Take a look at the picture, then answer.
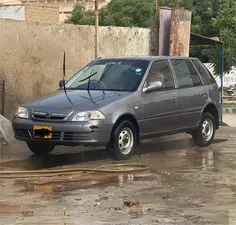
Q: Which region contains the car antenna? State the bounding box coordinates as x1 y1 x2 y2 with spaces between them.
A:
63 52 74 106
86 69 97 105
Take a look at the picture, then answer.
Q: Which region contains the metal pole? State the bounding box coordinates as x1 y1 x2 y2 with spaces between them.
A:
156 0 159 55
95 0 99 59
176 0 179 8
1 80 5 116
220 45 224 122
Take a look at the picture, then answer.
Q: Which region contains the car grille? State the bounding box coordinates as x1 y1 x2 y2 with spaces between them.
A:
51 131 61 140
14 129 31 138
64 132 88 141
32 111 70 121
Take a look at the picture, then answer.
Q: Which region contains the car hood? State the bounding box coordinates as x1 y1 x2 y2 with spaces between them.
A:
23 90 131 113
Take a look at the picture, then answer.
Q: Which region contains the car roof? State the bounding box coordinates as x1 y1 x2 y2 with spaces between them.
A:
96 56 199 62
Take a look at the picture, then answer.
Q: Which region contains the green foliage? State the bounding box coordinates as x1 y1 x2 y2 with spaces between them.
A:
99 0 156 27
212 0 236 73
99 0 177 27
66 0 236 74
65 3 95 25
180 0 236 73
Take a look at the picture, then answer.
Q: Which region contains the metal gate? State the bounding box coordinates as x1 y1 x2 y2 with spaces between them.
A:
0 80 5 115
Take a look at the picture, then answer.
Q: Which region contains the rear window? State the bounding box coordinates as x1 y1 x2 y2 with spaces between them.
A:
171 59 202 88
192 59 216 85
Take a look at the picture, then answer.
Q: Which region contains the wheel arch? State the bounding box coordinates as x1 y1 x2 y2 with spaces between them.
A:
110 113 139 145
201 103 219 129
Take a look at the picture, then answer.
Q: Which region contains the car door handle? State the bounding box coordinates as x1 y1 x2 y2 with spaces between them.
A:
172 97 178 102
202 94 206 98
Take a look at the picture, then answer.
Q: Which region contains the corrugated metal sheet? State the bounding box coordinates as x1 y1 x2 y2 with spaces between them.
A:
169 8 192 56
158 7 172 56
0 5 25 20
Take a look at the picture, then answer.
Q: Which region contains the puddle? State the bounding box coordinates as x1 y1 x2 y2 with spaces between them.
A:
0 136 197 171
14 173 158 194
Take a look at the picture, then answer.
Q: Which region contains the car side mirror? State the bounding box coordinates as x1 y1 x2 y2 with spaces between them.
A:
59 80 66 88
143 81 163 93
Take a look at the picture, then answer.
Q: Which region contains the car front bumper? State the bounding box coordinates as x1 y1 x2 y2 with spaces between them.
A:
12 118 113 146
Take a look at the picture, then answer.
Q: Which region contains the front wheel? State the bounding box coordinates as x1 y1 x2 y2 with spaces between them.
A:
192 113 216 147
109 121 137 160
26 141 55 154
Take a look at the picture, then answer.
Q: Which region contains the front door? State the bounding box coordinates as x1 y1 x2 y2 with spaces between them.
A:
139 60 182 137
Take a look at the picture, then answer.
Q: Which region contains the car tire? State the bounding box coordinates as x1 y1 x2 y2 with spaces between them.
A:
26 141 55 154
109 120 137 160
192 112 216 147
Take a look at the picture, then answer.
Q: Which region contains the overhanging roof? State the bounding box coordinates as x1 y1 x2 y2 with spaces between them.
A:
190 33 223 46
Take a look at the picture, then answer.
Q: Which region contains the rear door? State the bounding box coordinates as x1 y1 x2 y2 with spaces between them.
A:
139 60 182 136
170 59 207 128
192 58 220 104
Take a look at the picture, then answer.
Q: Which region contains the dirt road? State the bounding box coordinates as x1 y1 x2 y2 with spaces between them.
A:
0 127 236 225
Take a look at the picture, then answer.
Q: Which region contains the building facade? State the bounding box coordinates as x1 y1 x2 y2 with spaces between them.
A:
0 0 111 22
0 3 59 23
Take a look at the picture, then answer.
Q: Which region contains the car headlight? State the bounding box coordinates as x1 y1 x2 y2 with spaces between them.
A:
72 111 105 121
16 107 29 119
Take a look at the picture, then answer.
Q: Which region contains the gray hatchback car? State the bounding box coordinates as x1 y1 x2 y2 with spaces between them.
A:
13 56 220 160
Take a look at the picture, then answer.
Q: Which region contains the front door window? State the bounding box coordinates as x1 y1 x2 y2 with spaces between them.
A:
146 60 175 90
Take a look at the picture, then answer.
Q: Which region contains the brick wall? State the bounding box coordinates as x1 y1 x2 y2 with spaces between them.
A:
25 4 59 23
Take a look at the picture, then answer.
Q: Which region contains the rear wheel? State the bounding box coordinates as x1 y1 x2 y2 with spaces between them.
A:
109 120 137 160
26 141 55 154
192 112 216 147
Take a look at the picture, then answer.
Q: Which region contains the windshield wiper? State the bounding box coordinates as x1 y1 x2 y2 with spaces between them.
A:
78 62 116 91
78 71 98 103
78 72 97 82
79 71 97 92
93 63 117 90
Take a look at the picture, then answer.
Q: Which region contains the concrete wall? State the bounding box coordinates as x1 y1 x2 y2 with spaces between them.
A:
0 20 153 119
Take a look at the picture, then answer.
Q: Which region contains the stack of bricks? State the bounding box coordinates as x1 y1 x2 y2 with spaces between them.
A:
24 3 59 24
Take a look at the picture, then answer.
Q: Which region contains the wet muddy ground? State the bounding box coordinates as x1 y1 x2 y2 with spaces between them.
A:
0 127 236 225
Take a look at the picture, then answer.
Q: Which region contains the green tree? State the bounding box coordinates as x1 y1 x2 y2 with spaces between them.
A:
99 0 156 27
65 3 95 25
66 0 174 27
99 0 177 27
66 0 236 73
180 0 236 73
212 0 236 73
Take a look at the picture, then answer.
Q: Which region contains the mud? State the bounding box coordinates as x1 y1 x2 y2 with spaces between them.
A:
0 127 236 225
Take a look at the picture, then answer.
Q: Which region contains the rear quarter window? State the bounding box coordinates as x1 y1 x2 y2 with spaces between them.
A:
192 59 216 85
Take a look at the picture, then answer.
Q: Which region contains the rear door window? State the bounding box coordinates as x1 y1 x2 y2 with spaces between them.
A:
171 59 202 88
192 59 216 85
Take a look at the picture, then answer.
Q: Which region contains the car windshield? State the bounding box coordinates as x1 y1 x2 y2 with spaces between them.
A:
65 59 149 92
